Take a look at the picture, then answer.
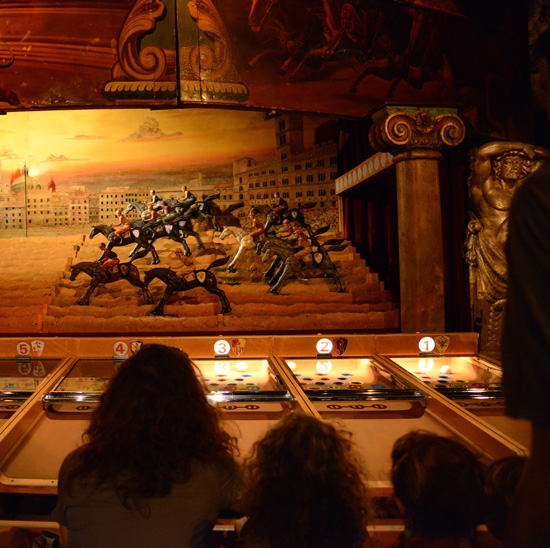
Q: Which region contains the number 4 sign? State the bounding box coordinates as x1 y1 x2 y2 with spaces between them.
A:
113 341 129 359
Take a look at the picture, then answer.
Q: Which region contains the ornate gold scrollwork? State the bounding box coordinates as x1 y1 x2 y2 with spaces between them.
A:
180 0 248 102
181 0 237 82
111 0 170 81
370 109 465 152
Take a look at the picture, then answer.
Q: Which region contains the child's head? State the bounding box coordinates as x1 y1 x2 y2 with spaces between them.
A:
484 456 526 540
242 413 369 548
391 430 485 541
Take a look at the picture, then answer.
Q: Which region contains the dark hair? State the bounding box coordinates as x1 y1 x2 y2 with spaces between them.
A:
391 431 485 541
65 344 238 509
242 413 370 548
484 456 526 540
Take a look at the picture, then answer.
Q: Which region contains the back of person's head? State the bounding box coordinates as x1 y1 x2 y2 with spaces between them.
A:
391 431 485 542
67 344 237 507
242 413 369 548
484 456 527 541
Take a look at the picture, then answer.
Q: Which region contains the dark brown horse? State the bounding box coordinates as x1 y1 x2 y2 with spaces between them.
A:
70 261 153 306
89 224 162 264
144 256 232 316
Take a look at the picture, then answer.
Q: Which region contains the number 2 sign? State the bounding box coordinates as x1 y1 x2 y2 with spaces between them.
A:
316 338 333 355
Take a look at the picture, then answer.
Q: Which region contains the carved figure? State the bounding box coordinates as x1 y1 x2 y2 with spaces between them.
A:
219 225 256 273
70 261 153 306
272 191 289 216
147 189 163 210
144 256 232 316
465 141 549 348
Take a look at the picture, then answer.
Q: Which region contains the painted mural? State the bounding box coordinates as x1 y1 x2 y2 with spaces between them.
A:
0 107 398 334
0 1 530 139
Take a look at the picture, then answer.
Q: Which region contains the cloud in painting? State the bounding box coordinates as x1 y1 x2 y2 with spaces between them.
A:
45 154 68 162
69 134 107 140
123 117 183 141
0 147 22 160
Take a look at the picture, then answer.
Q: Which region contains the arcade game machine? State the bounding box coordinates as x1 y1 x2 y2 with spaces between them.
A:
374 334 530 451
0 335 304 501
0 333 527 544
0 344 67 429
271 332 528 497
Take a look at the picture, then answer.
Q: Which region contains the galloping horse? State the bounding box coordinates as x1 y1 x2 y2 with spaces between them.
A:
219 226 256 273
258 227 347 294
89 225 161 264
70 261 153 306
144 256 232 316
178 193 226 232
123 199 188 219
132 217 204 257
253 202 316 234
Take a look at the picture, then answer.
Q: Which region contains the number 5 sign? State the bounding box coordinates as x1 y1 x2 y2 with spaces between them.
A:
16 342 31 357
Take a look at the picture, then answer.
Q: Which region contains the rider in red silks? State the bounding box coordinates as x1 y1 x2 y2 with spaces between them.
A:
249 208 266 241
97 243 120 281
112 209 132 238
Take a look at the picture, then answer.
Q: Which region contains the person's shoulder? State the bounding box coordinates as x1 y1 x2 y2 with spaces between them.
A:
514 161 550 206
57 449 82 483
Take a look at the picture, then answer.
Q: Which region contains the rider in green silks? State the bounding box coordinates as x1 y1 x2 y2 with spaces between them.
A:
159 201 178 224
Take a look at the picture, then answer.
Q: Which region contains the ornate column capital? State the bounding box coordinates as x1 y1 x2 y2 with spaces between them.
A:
369 106 466 155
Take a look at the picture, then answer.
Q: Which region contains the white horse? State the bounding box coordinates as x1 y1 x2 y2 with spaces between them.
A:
219 225 256 273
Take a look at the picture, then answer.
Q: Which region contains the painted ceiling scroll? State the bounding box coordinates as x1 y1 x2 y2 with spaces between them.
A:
0 0 530 138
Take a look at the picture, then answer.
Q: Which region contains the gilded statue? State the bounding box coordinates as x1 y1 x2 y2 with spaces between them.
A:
465 141 549 349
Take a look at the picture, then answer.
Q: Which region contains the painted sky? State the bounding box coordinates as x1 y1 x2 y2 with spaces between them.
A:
0 108 306 185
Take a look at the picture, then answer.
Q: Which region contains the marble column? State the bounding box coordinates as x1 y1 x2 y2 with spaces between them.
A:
369 106 465 332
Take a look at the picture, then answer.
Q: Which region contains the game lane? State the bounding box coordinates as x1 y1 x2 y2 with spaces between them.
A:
0 358 64 428
271 334 528 494
378 353 530 450
0 336 303 494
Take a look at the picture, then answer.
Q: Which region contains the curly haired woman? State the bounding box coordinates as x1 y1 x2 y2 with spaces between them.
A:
52 344 240 548
238 413 371 548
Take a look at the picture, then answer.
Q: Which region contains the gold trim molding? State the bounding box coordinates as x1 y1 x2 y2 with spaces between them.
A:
369 106 465 154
